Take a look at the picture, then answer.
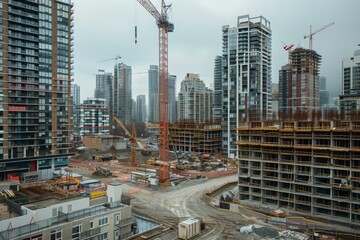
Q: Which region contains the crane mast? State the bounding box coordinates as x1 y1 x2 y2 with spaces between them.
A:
304 22 334 50
137 0 173 183
113 116 137 167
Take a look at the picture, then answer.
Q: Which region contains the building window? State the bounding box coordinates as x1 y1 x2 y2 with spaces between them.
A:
72 224 81 240
51 229 62 240
99 216 108 226
114 214 120 225
99 232 108 240
114 230 119 240
89 221 94 229
52 208 57 217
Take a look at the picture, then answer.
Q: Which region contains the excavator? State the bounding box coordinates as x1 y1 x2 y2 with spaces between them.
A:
92 166 113 177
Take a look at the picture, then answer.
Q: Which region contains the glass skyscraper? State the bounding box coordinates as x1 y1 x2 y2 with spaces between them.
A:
222 15 272 157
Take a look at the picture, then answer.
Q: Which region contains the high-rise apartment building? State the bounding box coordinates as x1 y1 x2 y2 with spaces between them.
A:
148 65 176 123
114 63 132 125
213 55 222 122
136 95 146 122
168 74 177 123
319 76 329 113
0 0 74 180
148 65 159 123
80 98 110 136
278 48 321 120
94 70 113 121
339 48 360 119
71 84 81 144
222 15 272 157
177 73 213 124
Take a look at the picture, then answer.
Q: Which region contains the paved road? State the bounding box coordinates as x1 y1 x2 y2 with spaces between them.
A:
130 175 257 239
70 162 258 239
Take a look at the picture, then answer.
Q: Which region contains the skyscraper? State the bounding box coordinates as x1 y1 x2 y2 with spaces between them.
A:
136 95 146 122
213 56 222 122
168 75 177 123
339 47 360 119
278 48 321 119
0 0 74 179
177 73 213 123
222 15 272 157
148 65 176 123
71 84 81 144
148 65 159 123
319 76 329 112
94 70 113 121
114 63 132 125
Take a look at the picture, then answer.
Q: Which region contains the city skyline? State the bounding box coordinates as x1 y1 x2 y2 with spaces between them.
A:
74 0 360 102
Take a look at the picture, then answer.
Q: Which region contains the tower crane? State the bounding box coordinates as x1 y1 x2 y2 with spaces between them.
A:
304 22 334 50
97 55 121 63
281 42 294 63
113 116 143 167
136 0 174 183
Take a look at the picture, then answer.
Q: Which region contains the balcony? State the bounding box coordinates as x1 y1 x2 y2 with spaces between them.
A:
80 227 101 238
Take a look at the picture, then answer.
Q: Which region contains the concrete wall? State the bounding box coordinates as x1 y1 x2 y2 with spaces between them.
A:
33 198 90 221
83 136 127 151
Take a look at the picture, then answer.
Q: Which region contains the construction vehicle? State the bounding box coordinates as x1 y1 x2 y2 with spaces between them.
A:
137 0 174 183
92 166 113 177
146 157 158 166
141 145 152 157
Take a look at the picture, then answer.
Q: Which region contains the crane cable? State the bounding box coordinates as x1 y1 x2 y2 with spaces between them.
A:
134 0 138 44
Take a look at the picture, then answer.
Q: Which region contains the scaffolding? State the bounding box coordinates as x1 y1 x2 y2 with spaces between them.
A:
237 120 360 226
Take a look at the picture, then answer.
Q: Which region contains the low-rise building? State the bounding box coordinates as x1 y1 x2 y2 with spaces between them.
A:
169 122 221 154
0 183 133 240
83 135 127 151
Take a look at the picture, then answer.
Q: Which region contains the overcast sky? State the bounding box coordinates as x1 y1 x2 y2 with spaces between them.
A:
74 0 360 102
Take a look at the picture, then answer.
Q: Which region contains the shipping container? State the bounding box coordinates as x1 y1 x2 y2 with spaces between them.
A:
178 218 201 240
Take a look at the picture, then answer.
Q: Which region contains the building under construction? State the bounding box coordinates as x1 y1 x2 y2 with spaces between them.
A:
279 48 322 120
237 120 360 225
169 122 221 154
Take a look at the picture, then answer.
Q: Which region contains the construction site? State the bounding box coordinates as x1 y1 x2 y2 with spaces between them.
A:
237 120 360 229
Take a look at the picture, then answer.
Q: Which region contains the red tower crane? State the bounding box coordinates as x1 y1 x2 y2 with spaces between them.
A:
137 0 174 183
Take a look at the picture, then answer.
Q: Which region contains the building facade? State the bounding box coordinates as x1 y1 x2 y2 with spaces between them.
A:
222 15 272 157
136 95 146 122
169 122 222 154
213 55 223 122
80 98 110 136
319 76 329 108
278 48 321 120
114 63 132 125
71 84 81 144
148 65 159 123
94 70 113 121
148 65 176 123
168 74 177 123
340 48 360 119
177 73 213 124
0 0 74 181
0 183 133 240
237 120 360 226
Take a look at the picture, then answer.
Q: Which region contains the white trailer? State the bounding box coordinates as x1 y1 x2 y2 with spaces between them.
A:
178 218 201 239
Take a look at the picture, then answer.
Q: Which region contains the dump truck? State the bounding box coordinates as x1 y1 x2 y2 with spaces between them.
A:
92 166 113 177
